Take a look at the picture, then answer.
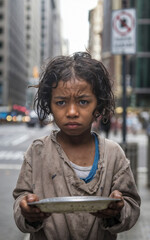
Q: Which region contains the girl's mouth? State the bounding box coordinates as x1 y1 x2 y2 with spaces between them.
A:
65 122 81 129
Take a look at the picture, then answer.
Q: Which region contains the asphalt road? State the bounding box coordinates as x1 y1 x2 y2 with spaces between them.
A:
0 169 25 240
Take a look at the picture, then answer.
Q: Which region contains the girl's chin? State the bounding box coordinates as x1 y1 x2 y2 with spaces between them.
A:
60 128 91 137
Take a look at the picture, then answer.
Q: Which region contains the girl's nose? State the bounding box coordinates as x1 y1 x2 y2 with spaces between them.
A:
66 104 79 118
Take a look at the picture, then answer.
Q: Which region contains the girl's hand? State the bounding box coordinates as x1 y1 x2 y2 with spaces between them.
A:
20 194 51 223
91 190 124 219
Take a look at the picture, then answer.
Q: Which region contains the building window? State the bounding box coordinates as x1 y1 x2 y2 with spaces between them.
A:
138 24 150 52
129 0 136 7
26 24 30 30
0 82 2 105
26 62 29 68
42 24 45 29
41 33 45 38
0 13 3 19
26 34 30 39
0 70 2 76
0 27 4 34
0 56 3 62
26 44 30 49
26 15 30 20
136 58 150 87
137 0 150 18
0 1 4 7
0 41 3 48
26 5 31 11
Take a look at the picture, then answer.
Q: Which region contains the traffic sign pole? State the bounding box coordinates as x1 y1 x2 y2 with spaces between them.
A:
122 0 127 146
122 54 127 144
111 8 136 144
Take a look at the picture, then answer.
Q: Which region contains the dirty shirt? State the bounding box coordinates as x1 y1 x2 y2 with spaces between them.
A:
13 130 141 240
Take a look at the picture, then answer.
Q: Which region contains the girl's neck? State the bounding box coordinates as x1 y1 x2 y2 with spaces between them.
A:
57 130 96 166
57 130 94 146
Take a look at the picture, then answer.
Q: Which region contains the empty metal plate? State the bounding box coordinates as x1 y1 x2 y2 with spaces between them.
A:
28 196 120 213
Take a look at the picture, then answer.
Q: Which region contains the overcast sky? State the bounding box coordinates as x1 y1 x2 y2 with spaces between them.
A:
60 0 98 54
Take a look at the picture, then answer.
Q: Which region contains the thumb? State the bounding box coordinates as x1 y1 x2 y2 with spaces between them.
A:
110 190 123 199
26 194 39 203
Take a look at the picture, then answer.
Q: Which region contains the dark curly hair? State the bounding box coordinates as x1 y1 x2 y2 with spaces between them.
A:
33 52 115 122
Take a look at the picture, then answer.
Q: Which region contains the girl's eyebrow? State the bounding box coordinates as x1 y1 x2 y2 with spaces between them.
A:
77 95 91 98
53 95 91 99
53 96 67 99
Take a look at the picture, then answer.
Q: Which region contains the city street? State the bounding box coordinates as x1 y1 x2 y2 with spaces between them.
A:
0 123 149 240
0 0 150 239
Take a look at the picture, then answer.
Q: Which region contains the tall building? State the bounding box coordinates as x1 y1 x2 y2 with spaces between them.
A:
0 0 27 108
0 0 62 112
41 0 62 64
41 0 53 62
24 0 41 78
102 0 113 71
25 0 62 110
132 0 150 108
88 0 103 61
50 0 62 58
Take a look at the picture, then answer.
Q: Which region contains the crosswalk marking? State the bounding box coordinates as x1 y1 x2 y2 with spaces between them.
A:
12 135 29 146
0 163 22 170
0 151 24 161
0 134 30 147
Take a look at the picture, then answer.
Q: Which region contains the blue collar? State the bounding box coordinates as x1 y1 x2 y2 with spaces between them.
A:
81 133 99 183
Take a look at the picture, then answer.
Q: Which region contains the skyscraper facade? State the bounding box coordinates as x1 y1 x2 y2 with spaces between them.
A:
24 0 41 78
41 0 62 64
0 0 27 107
133 0 150 107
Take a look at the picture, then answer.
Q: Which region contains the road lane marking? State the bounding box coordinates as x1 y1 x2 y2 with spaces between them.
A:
12 135 29 146
0 151 24 160
0 164 21 169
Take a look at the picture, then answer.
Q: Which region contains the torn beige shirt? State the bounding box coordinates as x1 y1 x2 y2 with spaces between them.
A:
13 130 141 240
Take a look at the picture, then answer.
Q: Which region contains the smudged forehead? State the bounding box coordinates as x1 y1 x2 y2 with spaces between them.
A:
52 78 94 98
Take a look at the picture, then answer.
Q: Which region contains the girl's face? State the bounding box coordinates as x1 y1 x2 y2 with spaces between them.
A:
51 78 98 136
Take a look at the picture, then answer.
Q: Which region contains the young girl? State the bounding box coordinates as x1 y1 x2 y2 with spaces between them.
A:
13 52 140 240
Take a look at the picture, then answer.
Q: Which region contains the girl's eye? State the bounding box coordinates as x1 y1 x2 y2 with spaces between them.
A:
79 100 88 105
56 101 65 106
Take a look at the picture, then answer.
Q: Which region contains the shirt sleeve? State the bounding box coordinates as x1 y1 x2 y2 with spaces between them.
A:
13 144 44 233
100 143 141 233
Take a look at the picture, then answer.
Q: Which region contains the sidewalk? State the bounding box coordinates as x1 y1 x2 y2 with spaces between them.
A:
118 171 150 240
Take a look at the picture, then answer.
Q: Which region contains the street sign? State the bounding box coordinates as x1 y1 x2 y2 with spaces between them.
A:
111 8 136 55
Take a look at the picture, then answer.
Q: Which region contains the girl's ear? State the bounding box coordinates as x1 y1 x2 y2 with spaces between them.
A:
95 113 100 118
95 111 101 119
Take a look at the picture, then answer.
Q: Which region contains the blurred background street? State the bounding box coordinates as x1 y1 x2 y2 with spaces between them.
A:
0 0 150 239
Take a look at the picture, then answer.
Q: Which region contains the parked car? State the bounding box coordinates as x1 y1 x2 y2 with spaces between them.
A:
26 110 38 127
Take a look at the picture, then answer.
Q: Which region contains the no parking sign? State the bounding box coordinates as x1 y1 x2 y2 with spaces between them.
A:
111 9 136 54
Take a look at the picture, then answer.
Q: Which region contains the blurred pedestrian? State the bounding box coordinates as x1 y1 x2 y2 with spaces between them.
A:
13 52 140 240
111 116 119 135
100 118 111 138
